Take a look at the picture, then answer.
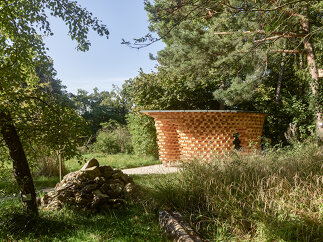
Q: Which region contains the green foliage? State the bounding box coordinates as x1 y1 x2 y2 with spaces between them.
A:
35 57 73 107
0 83 90 169
0 0 110 172
151 141 323 240
71 87 129 136
141 0 323 144
145 0 269 82
94 131 120 154
0 171 59 197
250 56 317 144
93 121 133 154
0 0 110 213
145 0 322 76
125 68 222 110
127 113 159 158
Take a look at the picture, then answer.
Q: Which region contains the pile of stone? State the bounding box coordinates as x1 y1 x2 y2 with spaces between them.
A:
41 158 135 211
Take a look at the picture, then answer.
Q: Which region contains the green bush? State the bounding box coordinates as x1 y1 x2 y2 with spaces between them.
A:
93 122 133 154
127 113 159 158
94 131 120 154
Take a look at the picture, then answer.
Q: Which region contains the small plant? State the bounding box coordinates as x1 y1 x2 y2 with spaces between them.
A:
93 121 133 154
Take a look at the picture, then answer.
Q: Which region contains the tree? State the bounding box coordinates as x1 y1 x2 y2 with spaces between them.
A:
0 0 109 214
131 0 322 139
71 87 129 137
35 57 73 107
125 67 221 110
124 67 222 156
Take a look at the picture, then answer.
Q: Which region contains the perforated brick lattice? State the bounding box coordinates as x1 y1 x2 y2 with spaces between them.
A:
142 111 266 166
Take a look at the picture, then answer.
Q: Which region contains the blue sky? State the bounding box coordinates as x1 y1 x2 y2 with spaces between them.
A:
44 0 165 94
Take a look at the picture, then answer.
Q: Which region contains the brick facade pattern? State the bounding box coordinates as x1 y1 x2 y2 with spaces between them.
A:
142 111 266 166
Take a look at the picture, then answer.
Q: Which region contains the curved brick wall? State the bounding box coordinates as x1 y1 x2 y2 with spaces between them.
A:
142 111 266 166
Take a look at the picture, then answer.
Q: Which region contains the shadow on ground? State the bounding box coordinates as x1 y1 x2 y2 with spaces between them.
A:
0 199 166 241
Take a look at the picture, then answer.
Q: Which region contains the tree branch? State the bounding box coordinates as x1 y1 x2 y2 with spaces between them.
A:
253 33 306 43
274 49 304 54
268 0 305 19
213 30 305 36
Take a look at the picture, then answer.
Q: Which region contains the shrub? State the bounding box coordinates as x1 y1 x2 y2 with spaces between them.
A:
36 153 66 177
127 112 159 158
93 121 133 154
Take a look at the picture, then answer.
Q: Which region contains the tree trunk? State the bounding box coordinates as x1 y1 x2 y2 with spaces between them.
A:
275 42 286 103
0 110 38 215
302 14 323 138
219 81 226 110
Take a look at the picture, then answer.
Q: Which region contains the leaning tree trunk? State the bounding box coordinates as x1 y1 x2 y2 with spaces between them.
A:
0 110 38 215
302 14 323 139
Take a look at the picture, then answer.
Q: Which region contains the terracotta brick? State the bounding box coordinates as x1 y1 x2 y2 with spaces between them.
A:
143 111 266 166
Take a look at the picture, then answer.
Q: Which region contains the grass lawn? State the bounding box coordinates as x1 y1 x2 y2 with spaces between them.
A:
1 142 322 241
0 174 169 241
66 153 160 172
0 154 169 241
0 198 166 241
1 153 160 197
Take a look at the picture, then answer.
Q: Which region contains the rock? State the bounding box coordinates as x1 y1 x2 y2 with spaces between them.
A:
91 189 110 208
46 200 63 210
41 194 49 205
92 189 109 197
81 158 99 170
107 179 123 185
94 176 105 184
120 174 131 184
107 198 126 205
112 170 122 179
99 166 115 179
99 183 110 194
105 183 123 197
36 197 41 206
81 183 98 193
123 183 134 194
41 158 135 211
80 166 101 180
60 170 82 184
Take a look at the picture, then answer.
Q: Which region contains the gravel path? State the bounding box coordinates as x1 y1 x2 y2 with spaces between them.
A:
122 164 180 175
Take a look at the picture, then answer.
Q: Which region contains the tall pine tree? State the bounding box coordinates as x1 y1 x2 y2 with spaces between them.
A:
139 0 323 139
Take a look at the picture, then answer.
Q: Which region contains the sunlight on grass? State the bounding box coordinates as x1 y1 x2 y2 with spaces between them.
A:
65 153 160 172
150 141 323 241
1 153 160 196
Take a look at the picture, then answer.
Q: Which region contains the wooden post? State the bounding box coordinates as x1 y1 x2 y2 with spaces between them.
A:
58 150 62 182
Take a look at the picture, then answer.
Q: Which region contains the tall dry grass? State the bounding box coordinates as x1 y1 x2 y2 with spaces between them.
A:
152 141 323 241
